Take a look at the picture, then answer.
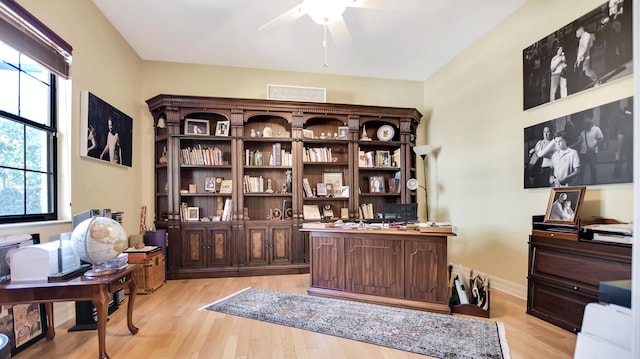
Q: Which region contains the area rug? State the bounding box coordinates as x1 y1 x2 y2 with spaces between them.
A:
202 287 509 359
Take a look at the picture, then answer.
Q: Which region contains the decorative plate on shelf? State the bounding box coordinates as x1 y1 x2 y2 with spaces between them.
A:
377 125 395 141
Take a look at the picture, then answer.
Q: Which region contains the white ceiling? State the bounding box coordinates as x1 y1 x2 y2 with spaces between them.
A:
92 0 527 81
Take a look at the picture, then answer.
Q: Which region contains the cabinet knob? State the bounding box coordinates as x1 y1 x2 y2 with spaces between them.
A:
572 286 578 291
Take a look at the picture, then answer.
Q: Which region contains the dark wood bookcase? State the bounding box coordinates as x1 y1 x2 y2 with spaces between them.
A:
146 95 421 279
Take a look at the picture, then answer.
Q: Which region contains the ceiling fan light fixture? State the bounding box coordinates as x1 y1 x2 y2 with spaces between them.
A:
302 0 352 24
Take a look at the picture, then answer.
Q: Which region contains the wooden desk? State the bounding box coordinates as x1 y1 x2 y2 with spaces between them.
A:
0 265 139 359
302 228 454 314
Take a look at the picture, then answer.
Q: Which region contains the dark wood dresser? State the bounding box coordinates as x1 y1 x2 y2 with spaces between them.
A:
527 216 632 332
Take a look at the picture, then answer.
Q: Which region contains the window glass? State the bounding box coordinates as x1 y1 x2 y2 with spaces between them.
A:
20 69 50 125
0 117 25 168
25 125 48 172
0 42 19 115
26 171 50 214
0 168 25 216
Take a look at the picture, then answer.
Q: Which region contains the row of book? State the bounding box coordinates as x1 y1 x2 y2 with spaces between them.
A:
243 175 264 193
358 203 375 219
303 146 335 163
245 145 292 166
179 199 233 222
180 145 226 166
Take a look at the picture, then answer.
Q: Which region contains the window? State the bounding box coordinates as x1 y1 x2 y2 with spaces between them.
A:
0 41 56 223
0 0 72 224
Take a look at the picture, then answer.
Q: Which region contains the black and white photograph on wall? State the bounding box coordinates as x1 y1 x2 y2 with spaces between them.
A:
524 96 633 188
523 0 632 110
80 91 133 167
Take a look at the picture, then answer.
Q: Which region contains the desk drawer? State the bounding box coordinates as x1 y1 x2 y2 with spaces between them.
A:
109 272 133 293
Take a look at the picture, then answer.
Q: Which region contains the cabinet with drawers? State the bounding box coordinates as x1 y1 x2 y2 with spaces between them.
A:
527 218 631 332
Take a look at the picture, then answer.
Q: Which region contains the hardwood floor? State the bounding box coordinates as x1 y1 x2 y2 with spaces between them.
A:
14 274 576 358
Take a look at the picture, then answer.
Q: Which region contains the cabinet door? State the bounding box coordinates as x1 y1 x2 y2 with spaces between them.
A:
310 234 344 290
269 225 292 265
181 227 207 268
405 239 448 303
245 227 269 266
345 237 403 298
206 227 233 267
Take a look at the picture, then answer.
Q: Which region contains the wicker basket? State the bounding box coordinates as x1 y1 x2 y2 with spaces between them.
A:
126 253 165 295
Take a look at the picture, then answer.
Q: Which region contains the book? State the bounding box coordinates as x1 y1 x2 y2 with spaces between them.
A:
454 277 469 304
302 222 334 229
592 232 632 244
302 178 314 198
124 245 161 254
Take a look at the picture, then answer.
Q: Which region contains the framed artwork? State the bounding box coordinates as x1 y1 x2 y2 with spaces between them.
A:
369 176 385 193
543 186 586 225
338 126 349 140
184 118 209 135
80 91 133 167
0 303 47 356
302 204 322 220
186 207 199 221
376 150 391 167
215 121 230 136
322 172 343 195
523 96 633 188
316 183 327 196
522 1 633 110
204 177 216 192
302 129 314 139
219 179 233 194
336 186 350 198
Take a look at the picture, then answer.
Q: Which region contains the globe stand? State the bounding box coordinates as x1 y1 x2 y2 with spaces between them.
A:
84 263 116 277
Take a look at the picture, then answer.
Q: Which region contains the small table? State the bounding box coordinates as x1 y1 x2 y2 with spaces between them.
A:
0 265 139 359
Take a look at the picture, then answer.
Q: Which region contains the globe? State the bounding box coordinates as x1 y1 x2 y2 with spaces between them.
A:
70 216 128 277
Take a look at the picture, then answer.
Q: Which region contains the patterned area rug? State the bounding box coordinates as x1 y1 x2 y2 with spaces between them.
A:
203 287 509 359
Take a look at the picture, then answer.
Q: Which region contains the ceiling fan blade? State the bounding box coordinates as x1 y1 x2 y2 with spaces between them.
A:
259 4 305 31
349 0 398 10
327 17 352 47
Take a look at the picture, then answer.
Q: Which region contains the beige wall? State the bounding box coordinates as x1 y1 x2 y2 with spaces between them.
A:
1 0 145 240
2 0 633 295
423 0 634 290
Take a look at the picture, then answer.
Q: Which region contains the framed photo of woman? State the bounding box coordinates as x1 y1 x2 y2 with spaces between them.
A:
543 186 585 225
215 121 230 136
184 118 209 135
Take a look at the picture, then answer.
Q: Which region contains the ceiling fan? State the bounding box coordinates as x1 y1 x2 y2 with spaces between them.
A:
259 0 375 47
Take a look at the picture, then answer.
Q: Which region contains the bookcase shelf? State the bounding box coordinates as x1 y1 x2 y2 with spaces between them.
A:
146 95 421 279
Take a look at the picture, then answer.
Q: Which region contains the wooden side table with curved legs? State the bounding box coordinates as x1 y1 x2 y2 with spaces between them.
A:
0 265 139 359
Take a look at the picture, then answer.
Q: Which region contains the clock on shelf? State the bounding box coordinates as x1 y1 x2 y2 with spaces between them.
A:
377 125 395 141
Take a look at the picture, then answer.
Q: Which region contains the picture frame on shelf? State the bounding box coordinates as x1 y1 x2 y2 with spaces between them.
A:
219 179 233 194
322 172 343 195
303 204 322 220
204 176 216 192
376 150 391 167
543 186 585 225
184 118 209 135
215 121 230 136
336 185 350 198
186 207 200 221
316 183 328 196
369 176 385 193
302 129 314 139
338 126 349 140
